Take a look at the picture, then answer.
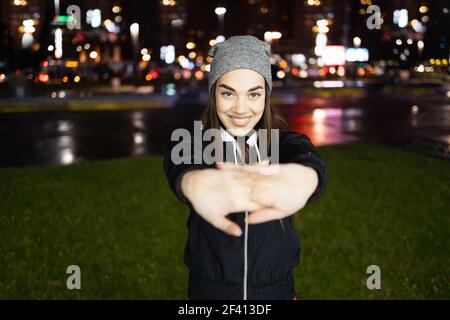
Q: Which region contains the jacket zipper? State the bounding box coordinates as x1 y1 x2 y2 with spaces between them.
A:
228 130 261 300
243 210 248 300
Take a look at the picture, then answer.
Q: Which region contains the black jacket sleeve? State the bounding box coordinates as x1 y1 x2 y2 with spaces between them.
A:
280 129 328 204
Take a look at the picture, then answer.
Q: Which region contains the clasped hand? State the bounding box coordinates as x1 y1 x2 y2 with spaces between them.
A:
181 161 318 237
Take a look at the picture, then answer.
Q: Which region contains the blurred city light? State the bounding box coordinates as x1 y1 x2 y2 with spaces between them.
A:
186 42 196 49
410 19 425 33
314 33 327 56
291 54 306 66
215 7 226 34
216 35 225 43
393 9 408 28
346 48 369 62
313 80 345 88
0 0 447 103
54 28 62 59
417 40 425 50
130 23 139 35
162 0 176 6
322 46 346 66
215 7 226 15
112 5 121 13
419 6 429 14
307 0 321 6
161 45 175 64
142 54 151 62
87 9 101 28
13 0 28 5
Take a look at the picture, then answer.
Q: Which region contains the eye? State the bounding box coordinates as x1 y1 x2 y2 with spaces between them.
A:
220 91 233 97
250 92 262 98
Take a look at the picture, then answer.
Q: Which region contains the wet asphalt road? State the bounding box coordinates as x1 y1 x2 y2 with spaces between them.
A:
0 91 448 167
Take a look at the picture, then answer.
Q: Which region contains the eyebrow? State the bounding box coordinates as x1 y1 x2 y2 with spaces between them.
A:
218 84 263 92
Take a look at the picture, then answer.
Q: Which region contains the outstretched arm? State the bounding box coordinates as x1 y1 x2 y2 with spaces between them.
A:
280 130 328 204
163 134 264 236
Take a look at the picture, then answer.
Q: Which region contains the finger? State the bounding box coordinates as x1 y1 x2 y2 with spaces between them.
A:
247 208 285 224
245 199 266 212
236 173 260 188
249 189 273 208
216 162 241 170
233 163 272 175
229 183 266 212
217 160 269 172
217 159 269 165
213 216 243 237
216 161 229 167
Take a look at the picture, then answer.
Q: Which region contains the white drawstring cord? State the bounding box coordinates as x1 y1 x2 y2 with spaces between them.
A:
224 129 261 301
231 141 248 300
232 142 238 165
254 140 262 163
234 136 261 301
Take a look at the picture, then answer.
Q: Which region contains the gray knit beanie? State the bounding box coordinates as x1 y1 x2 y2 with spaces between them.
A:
207 35 272 94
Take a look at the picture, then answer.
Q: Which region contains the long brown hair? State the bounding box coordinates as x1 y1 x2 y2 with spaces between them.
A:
202 80 289 231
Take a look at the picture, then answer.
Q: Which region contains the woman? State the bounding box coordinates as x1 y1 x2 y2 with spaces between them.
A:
163 35 328 300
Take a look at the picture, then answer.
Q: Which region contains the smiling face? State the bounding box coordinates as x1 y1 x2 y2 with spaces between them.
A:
215 69 266 136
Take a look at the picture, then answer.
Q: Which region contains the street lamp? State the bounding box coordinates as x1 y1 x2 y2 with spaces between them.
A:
130 22 140 49
54 0 60 15
264 31 282 44
314 19 329 57
130 23 140 85
215 7 226 35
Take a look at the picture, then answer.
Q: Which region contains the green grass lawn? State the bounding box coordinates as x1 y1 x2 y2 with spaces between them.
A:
0 142 449 299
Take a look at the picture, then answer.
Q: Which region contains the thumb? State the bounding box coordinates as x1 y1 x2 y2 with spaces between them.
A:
212 216 243 237
217 159 270 173
233 161 271 174
216 162 240 170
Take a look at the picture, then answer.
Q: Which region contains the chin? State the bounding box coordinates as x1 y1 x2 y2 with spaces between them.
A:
228 127 251 137
228 123 261 137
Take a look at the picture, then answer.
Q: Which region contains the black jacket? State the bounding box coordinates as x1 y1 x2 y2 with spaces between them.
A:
163 127 328 300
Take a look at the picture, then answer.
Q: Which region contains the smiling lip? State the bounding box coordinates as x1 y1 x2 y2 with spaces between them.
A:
229 115 252 127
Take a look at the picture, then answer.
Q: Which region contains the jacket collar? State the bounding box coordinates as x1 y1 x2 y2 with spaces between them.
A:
219 126 258 147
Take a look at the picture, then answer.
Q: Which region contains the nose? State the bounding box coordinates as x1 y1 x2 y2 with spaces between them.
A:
233 96 248 114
